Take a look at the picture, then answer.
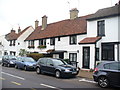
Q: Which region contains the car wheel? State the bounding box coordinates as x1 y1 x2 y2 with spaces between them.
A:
98 76 109 88
15 64 18 69
36 67 41 74
7 63 10 67
24 66 28 71
2 63 4 66
55 71 61 78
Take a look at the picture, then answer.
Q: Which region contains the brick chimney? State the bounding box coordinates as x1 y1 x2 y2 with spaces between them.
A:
35 20 39 29
41 15 47 30
70 8 79 20
18 26 21 33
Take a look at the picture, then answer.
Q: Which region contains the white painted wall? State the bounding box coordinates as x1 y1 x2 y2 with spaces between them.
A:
87 17 119 42
78 44 95 69
16 26 34 55
0 35 9 55
26 38 54 53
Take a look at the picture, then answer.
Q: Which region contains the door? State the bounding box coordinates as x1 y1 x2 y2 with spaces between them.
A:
46 59 55 74
83 47 90 69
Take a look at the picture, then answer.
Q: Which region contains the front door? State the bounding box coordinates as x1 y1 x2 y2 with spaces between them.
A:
83 47 90 69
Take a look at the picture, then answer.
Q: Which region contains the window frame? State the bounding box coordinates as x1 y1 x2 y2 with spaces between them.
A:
97 20 105 36
50 38 55 45
69 53 77 62
39 39 46 46
102 43 114 61
69 35 77 45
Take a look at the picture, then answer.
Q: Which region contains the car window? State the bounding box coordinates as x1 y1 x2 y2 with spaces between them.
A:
52 59 67 66
24 57 35 62
4 56 8 60
118 62 120 70
39 58 47 65
46 59 53 66
104 63 110 69
104 62 119 70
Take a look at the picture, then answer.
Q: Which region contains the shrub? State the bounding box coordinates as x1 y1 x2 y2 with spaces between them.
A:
63 59 70 64
27 53 44 61
37 45 46 49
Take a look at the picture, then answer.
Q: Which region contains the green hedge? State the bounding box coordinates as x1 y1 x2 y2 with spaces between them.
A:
27 53 44 61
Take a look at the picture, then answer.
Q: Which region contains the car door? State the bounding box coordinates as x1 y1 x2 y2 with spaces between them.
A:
118 62 120 86
20 58 26 69
46 59 55 74
106 62 120 86
16 57 23 68
4 55 9 65
38 58 47 72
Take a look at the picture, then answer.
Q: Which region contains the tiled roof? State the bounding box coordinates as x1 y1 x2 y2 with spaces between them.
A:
25 14 92 40
87 4 120 20
79 37 101 44
5 26 31 40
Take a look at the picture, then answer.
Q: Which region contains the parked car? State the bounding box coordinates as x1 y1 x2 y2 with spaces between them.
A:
15 57 36 71
35 58 79 78
0 56 2 64
2 55 17 67
93 61 120 88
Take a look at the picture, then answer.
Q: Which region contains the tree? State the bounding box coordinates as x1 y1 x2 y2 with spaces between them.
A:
19 49 27 56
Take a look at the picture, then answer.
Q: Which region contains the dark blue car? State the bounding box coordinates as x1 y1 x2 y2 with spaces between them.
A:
2 55 17 67
15 57 36 71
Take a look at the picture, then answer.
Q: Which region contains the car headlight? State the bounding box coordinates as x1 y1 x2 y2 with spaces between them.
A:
10 61 14 64
65 69 70 72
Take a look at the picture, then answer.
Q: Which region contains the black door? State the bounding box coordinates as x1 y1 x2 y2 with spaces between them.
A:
83 47 90 69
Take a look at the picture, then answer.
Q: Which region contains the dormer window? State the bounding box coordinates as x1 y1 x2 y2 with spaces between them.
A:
97 20 105 36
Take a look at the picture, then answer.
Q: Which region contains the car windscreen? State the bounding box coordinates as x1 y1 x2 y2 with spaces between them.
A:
24 57 35 62
53 59 68 66
9 56 17 60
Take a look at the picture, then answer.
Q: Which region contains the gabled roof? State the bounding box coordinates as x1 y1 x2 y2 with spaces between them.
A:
79 37 101 44
25 14 92 41
5 26 31 40
87 4 120 21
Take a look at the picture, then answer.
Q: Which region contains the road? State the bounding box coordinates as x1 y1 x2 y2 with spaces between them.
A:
0 65 115 90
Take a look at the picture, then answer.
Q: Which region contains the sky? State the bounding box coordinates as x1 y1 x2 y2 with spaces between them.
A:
0 0 119 35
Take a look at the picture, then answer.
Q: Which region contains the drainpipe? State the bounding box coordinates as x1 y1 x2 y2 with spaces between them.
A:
94 43 97 69
118 43 120 61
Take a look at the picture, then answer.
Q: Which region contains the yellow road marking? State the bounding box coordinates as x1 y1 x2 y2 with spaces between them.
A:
31 88 37 90
11 81 21 85
0 77 5 80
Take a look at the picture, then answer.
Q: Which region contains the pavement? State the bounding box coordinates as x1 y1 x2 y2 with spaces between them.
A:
77 69 93 79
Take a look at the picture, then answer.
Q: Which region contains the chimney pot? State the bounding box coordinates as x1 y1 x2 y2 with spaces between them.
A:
35 20 39 29
18 26 21 33
11 28 15 33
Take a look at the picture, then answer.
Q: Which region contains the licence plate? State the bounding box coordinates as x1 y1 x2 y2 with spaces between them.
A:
72 72 77 74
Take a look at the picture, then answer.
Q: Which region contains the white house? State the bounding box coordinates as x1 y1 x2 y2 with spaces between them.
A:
5 26 34 56
25 8 91 67
25 4 120 69
79 4 120 69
